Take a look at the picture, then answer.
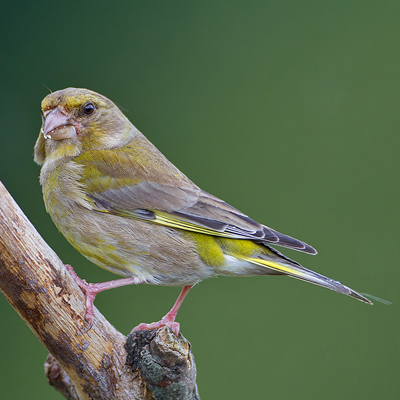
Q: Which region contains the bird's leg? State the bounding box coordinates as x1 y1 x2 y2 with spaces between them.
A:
65 264 147 326
131 285 193 337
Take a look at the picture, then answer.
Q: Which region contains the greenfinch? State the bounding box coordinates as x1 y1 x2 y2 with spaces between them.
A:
34 88 371 335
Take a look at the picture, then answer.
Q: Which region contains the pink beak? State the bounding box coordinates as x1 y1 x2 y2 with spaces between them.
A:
42 108 77 140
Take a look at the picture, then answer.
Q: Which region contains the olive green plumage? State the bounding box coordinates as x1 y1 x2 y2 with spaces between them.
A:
34 88 371 305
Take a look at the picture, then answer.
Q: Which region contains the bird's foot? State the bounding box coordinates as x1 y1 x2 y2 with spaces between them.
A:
131 285 193 337
65 264 147 328
65 264 97 326
131 314 181 337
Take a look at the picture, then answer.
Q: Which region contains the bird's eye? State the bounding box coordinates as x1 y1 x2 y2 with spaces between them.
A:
82 102 96 115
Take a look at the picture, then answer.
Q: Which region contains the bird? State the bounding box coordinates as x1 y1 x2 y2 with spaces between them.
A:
34 88 372 335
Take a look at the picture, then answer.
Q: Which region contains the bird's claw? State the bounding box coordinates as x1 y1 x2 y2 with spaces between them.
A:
65 264 95 326
131 317 181 337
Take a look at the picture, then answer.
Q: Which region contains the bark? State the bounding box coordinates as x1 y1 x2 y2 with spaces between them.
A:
0 180 199 400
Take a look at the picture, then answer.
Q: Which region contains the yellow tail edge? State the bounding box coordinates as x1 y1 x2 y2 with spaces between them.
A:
246 257 373 305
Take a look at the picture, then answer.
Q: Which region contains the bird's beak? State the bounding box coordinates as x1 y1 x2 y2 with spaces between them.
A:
42 108 77 140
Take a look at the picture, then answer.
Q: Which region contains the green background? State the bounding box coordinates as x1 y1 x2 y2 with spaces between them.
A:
1 1 398 398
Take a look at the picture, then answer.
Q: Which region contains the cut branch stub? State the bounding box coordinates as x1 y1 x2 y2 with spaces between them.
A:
126 327 200 400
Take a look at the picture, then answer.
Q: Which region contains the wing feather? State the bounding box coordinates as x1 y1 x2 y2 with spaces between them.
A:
88 184 316 254
77 148 316 254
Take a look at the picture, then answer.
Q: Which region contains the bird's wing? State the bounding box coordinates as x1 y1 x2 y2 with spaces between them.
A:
76 149 317 254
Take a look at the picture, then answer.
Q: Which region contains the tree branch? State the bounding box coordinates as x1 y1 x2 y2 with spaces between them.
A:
0 180 199 400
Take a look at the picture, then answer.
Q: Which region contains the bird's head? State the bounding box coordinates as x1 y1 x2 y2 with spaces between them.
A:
34 88 134 165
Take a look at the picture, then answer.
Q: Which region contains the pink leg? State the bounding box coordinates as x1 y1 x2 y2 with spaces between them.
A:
65 265 147 326
132 285 193 337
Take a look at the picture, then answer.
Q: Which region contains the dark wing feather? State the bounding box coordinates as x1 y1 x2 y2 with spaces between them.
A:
77 143 316 254
89 181 317 254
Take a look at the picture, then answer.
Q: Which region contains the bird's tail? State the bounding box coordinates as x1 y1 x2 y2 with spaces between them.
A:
245 255 373 305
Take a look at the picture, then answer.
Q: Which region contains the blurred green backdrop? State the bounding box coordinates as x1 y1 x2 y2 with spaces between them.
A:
1 1 398 399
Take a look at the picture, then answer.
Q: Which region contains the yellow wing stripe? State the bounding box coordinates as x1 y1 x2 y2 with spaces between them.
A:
152 211 242 238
